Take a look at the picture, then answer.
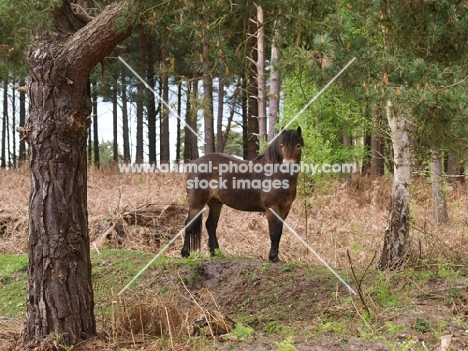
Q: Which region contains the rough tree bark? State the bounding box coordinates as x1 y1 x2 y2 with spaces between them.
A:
379 100 410 271
20 1 131 347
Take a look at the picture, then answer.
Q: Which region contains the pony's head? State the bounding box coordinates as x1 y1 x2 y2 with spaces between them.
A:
278 126 304 164
258 127 304 164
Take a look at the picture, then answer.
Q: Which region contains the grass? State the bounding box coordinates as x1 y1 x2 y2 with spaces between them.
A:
0 254 28 318
1 249 468 350
1 169 468 349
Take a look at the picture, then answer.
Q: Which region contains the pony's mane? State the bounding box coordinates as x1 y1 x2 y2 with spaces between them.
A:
254 130 303 164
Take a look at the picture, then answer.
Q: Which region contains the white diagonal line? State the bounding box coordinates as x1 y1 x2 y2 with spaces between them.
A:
270 57 356 145
118 56 206 145
117 208 206 296
268 208 357 295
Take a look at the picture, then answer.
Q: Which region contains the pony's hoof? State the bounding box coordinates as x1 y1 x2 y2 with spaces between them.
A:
181 249 190 258
269 256 280 263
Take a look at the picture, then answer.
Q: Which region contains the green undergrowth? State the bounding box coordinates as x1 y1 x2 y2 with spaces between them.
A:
1 250 467 350
0 254 28 318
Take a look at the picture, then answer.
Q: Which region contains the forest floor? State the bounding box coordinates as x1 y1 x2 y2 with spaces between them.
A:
1 167 468 350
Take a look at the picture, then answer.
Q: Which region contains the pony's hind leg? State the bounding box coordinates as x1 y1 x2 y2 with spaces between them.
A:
181 207 204 258
206 199 223 255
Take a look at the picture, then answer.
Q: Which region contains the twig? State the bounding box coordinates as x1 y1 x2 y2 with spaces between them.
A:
164 306 175 350
177 272 215 337
346 249 376 315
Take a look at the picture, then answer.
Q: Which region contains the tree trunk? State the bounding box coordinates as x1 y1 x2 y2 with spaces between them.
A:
1 78 7 168
18 79 27 165
135 82 144 164
242 77 248 160
145 36 157 165
112 82 119 163
361 132 372 174
379 100 410 271
256 4 266 150
160 40 170 163
20 1 130 347
342 121 352 148
222 80 241 152
184 79 192 162
203 37 214 154
430 151 449 225
216 76 224 153
268 21 280 141
92 82 100 168
176 81 182 164
11 83 17 168
6 83 11 167
445 152 460 184
135 28 146 165
87 121 92 163
190 72 200 159
121 68 131 163
246 15 259 159
371 106 385 176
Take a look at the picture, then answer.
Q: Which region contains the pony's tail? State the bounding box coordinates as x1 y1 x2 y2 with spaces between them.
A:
190 213 203 252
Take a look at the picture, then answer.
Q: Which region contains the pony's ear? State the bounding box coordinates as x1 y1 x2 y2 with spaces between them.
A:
296 126 302 136
280 127 285 134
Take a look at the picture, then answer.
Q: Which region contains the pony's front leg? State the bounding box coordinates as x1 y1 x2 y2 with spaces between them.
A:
206 199 223 255
266 210 285 262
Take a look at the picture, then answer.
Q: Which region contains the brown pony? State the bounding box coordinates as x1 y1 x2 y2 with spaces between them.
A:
182 127 304 262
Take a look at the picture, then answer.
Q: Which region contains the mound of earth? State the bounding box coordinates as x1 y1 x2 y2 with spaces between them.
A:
136 257 391 350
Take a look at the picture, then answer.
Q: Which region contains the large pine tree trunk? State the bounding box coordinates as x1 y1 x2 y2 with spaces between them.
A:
379 100 410 270
20 2 130 347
